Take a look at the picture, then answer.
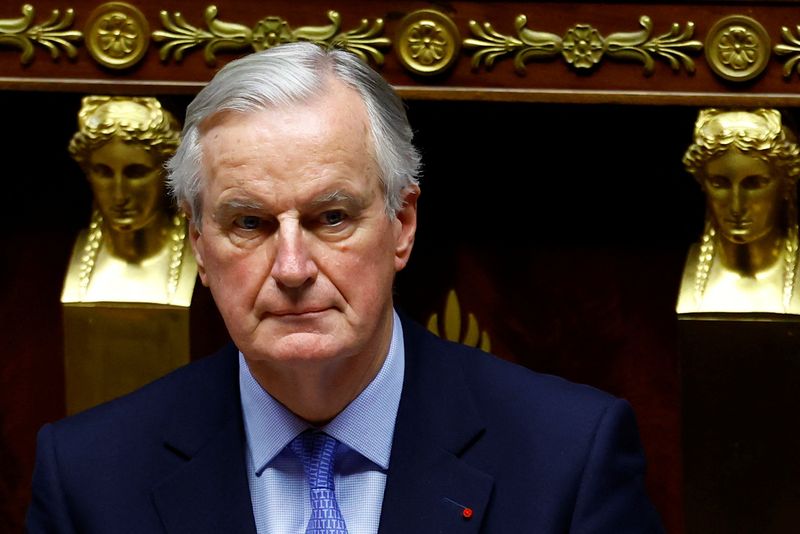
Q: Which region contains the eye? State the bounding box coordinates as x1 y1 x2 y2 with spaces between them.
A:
320 210 347 226
124 164 154 179
707 175 731 189
90 164 113 178
741 175 772 190
233 215 262 230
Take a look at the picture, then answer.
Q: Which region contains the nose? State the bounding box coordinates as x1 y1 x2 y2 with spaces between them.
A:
730 184 744 217
112 172 129 205
271 221 318 289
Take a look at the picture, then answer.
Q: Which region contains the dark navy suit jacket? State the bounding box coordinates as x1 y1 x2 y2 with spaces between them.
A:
27 316 664 533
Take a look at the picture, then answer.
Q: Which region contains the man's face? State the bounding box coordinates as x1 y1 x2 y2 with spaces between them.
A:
191 81 418 372
703 149 782 244
87 138 165 232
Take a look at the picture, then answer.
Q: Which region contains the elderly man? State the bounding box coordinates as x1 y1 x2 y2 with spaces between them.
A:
28 43 663 533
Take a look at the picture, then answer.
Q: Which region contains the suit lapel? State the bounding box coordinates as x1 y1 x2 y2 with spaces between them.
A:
379 318 494 534
151 346 257 534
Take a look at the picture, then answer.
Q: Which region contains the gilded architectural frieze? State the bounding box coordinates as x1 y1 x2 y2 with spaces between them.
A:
0 4 81 64
463 15 702 76
152 6 390 66
1 4 799 94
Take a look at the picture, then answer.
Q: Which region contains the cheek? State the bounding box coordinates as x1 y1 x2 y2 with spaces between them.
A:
135 177 165 204
136 189 161 214
336 239 397 302
751 194 782 222
204 241 270 299
89 182 112 204
706 191 728 207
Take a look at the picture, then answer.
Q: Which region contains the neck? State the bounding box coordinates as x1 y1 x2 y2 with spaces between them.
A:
245 310 394 424
716 226 784 276
103 212 170 262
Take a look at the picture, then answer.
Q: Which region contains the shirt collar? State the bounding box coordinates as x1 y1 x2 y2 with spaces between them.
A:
239 310 405 474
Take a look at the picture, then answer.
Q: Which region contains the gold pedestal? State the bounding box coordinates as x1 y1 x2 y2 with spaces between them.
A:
63 304 190 415
680 314 800 533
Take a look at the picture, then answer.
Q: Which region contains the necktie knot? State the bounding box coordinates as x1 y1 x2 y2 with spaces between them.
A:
290 431 338 489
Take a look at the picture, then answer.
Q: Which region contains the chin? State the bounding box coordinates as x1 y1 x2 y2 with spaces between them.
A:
244 331 354 364
108 220 138 232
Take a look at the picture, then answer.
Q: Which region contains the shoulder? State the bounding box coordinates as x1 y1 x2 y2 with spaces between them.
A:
43 343 239 459
400 314 633 461
402 314 617 419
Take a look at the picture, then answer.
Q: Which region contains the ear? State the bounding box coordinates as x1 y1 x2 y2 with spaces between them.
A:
186 207 209 287
393 184 420 272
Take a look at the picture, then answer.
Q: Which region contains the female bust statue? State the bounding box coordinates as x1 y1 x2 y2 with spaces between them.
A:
678 108 800 314
61 96 196 305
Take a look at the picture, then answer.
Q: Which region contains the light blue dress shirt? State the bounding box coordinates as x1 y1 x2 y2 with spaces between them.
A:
239 311 405 534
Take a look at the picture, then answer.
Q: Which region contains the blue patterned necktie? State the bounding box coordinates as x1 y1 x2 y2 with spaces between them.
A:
290 431 349 534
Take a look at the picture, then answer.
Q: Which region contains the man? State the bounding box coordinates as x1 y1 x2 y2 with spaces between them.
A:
28 42 663 533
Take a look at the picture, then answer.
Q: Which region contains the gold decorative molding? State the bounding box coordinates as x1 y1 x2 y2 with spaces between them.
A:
705 15 769 82
463 15 702 76
152 6 390 66
84 2 148 70
774 25 800 79
0 4 81 64
395 9 460 76
427 289 491 352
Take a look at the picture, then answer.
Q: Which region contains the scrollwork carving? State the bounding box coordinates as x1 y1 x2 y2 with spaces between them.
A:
152 6 390 66
606 17 702 74
464 14 701 76
775 25 800 79
0 4 82 64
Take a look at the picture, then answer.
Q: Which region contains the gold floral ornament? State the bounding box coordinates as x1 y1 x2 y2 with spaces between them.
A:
427 289 491 352
562 24 604 68
395 9 460 76
464 14 701 76
85 2 149 69
774 25 800 78
251 16 293 50
0 4 81 64
705 15 769 82
153 6 390 66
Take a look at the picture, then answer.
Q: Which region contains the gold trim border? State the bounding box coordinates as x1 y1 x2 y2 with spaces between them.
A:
4 5 800 86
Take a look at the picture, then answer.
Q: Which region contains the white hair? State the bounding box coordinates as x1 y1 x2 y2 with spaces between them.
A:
167 42 421 223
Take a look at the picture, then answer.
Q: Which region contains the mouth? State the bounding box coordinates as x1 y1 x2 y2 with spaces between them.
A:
724 219 752 229
268 307 333 318
111 209 137 219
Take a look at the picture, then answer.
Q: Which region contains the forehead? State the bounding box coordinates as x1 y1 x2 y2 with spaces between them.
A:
88 138 154 164
201 79 371 147
201 82 375 178
198 80 380 204
706 149 771 176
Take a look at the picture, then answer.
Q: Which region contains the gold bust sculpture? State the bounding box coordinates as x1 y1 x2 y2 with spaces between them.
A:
61 96 197 305
677 108 800 314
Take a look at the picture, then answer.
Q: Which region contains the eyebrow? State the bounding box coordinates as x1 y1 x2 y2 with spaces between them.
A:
212 198 266 221
211 189 371 222
308 190 369 212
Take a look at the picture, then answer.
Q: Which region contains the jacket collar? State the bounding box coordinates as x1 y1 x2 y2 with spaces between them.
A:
152 344 257 534
379 315 494 533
